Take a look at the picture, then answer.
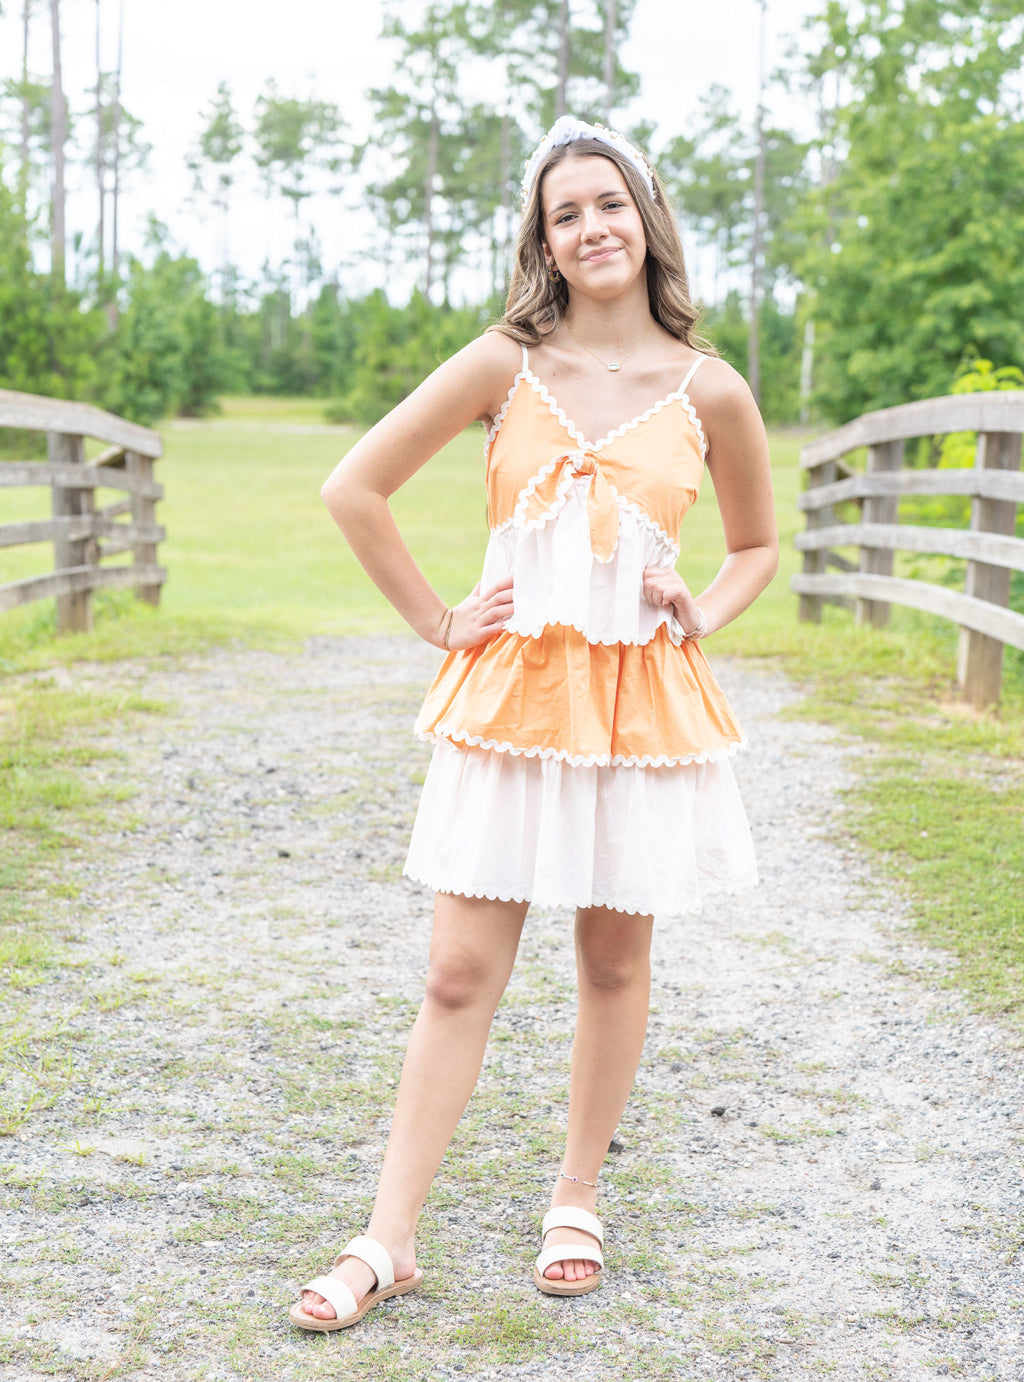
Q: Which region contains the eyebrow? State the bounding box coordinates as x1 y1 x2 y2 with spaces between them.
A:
548 190 628 214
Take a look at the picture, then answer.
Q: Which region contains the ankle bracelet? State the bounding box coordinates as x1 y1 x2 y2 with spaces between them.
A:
558 1172 598 1188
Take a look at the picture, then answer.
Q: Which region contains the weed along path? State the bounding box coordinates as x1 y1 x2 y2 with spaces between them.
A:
1 636 1022 1382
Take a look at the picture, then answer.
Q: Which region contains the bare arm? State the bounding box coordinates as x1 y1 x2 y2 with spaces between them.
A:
643 359 778 635
321 331 522 649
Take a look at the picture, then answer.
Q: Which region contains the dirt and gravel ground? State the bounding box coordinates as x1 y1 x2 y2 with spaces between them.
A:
2 636 1022 1382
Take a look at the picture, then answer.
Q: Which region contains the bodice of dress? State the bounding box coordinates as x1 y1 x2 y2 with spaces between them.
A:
415 346 745 768
480 349 707 647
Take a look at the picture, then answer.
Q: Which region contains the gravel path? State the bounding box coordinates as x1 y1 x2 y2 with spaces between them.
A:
2 636 1022 1382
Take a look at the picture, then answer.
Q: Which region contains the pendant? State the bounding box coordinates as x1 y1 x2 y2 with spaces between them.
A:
608 363 621 372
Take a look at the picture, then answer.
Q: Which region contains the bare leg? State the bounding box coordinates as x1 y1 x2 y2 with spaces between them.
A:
541 904 653 1285
302 891 528 1319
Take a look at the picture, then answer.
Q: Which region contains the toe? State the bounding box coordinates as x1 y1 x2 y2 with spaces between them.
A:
303 1291 336 1321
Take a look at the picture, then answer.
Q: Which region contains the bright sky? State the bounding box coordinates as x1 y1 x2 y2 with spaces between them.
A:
0 0 820 296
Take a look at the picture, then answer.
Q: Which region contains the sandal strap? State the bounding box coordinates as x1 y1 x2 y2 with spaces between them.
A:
536 1242 604 1274
541 1207 604 1247
335 1234 396 1292
300 1274 357 1322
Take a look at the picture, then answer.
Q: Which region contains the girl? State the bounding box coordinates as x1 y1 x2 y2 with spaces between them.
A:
290 115 777 1330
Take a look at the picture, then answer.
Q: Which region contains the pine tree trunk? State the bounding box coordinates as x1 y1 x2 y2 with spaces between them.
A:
747 0 767 406
555 0 570 119
497 107 511 300
49 0 67 289
799 317 815 424
95 0 105 284
108 0 123 326
602 0 617 121
424 108 439 301
20 0 32 214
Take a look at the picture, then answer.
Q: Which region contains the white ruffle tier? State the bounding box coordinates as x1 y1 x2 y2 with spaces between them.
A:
403 738 758 918
484 476 686 646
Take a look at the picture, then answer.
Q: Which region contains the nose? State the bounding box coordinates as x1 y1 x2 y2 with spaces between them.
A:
579 205 608 240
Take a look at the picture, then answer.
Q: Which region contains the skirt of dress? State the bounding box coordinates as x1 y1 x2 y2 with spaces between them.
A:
403 738 758 918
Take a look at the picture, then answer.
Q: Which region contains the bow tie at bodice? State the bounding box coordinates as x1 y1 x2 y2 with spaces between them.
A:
515 449 620 564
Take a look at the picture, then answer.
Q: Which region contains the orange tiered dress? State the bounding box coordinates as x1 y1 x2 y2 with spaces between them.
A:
403 348 758 917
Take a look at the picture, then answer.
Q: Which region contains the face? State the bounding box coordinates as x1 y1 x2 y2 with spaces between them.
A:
540 154 648 299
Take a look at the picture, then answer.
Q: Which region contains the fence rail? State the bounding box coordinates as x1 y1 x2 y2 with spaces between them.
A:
792 392 1024 706
0 389 164 634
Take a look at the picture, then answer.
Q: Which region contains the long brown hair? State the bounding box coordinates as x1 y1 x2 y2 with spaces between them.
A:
491 137 716 354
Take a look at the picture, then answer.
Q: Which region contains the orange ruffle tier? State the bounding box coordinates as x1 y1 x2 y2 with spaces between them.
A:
416 624 743 767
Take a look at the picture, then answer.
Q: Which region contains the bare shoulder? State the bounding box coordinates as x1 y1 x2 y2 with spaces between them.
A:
690 356 757 414
688 357 767 466
450 330 524 425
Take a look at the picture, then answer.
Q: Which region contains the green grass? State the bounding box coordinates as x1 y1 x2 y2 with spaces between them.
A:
1 396 1023 1027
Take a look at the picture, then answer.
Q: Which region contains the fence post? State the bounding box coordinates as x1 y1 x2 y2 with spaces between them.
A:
798 459 836 623
956 430 1023 706
856 439 904 627
126 449 160 606
48 430 93 634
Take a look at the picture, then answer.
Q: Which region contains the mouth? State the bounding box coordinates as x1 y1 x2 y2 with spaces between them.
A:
582 247 619 263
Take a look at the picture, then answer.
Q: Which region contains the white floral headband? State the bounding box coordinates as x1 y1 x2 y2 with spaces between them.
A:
520 115 656 209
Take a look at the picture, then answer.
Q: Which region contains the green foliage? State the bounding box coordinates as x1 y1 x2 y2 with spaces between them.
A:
703 293 802 425
802 1 1024 422
252 82 344 212
187 81 244 210
326 290 492 424
660 86 809 302
100 240 235 423
898 356 1024 537
0 176 103 400
939 356 1024 471
363 0 641 301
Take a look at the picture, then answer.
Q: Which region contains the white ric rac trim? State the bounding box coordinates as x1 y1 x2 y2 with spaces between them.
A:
485 354 709 461
417 725 746 770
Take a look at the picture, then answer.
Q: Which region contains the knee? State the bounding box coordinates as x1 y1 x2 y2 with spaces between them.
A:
423 948 494 1012
577 941 649 993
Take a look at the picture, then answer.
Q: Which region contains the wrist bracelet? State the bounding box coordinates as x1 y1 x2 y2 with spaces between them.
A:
440 607 455 651
683 606 708 639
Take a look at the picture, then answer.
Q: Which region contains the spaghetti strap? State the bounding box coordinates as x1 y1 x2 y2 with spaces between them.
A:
679 355 706 394
521 344 530 374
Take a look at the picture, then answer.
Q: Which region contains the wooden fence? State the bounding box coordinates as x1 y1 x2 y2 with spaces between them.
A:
792 391 1024 706
0 389 164 634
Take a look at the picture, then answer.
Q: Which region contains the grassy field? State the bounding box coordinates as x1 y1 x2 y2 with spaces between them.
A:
1 395 1022 1023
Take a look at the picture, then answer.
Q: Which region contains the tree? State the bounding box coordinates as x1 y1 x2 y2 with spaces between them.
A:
660 87 808 307
799 0 1024 420
252 82 344 310
48 0 66 287
186 81 244 282
363 2 475 302
90 74 150 299
474 0 639 130
327 289 489 422
362 0 641 303
19 0 36 212
102 225 232 423
0 37 49 225
0 176 102 400
748 0 767 404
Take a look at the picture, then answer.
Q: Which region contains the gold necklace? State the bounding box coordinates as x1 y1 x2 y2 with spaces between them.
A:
565 321 651 372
